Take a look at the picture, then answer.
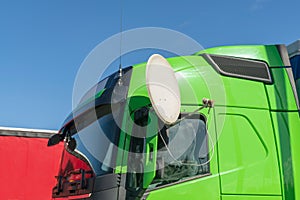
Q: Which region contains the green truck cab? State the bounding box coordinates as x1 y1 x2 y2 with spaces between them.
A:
48 43 300 200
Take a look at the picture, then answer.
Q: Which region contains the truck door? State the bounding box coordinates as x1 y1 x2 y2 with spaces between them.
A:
215 107 282 199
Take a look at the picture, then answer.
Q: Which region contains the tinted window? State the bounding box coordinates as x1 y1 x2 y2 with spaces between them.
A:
290 55 300 80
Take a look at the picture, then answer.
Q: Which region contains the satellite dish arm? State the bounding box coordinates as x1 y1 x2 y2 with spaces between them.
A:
169 98 214 127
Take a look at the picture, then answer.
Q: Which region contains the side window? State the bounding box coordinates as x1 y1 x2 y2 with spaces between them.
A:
150 114 210 189
290 55 300 105
290 55 300 81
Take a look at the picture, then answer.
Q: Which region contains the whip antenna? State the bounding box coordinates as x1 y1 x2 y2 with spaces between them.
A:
118 0 123 85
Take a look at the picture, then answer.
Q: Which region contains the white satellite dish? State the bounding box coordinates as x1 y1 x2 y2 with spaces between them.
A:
146 54 181 125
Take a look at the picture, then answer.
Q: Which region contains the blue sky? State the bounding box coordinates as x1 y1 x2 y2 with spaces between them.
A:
0 0 299 130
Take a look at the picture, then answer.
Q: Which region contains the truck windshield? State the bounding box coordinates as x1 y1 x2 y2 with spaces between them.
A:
66 105 121 176
60 67 132 177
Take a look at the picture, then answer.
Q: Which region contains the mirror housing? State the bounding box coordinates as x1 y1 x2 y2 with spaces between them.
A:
47 134 63 146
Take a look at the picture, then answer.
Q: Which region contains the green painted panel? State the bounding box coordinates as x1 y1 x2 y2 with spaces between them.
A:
146 174 220 200
128 63 148 100
288 112 300 200
265 68 298 111
129 56 269 110
271 111 300 200
143 110 158 188
219 76 269 109
216 107 281 195
176 63 269 109
222 195 282 200
196 45 284 67
116 101 133 174
175 66 227 108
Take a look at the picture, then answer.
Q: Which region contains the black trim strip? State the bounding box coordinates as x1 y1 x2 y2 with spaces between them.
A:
269 66 292 69
0 128 56 138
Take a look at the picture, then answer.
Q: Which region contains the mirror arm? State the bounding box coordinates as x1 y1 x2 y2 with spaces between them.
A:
47 133 65 147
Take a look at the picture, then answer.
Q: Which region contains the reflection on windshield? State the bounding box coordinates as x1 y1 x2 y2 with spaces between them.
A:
79 67 132 104
79 77 109 104
73 113 120 176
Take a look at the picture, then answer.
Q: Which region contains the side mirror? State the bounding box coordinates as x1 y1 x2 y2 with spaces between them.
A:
47 134 63 146
134 107 149 127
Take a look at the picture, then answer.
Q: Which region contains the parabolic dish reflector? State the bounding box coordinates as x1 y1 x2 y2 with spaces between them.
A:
146 54 181 125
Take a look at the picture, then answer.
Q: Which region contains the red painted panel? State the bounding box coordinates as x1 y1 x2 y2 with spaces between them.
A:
0 136 63 200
